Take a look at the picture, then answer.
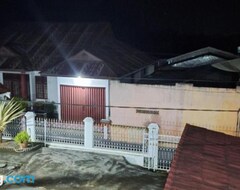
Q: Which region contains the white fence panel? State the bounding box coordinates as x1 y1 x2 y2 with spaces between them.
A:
93 123 146 153
35 118 84 146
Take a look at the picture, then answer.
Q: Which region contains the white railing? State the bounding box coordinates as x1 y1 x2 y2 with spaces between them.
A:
93 123 145 153
2 113 183 171
2 115 181 171
7 113 240 172
35 118 84 146
159 135 181 145
2 117 25 140
158 132 181 171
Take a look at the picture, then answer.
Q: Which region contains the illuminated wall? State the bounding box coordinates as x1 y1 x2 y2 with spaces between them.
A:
110 80 240 134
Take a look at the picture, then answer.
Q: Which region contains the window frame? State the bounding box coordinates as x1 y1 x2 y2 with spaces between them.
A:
35 76 48 99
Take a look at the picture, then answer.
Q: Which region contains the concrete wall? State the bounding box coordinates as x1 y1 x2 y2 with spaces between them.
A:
0 73 3 83
110 80 240 134
47 76 58 103
28 71 39 101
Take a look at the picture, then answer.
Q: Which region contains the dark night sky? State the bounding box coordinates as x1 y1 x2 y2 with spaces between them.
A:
0 0 240 56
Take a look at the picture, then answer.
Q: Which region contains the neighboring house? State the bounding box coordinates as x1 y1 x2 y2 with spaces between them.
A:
164 124 240 190
0 22 154 121
110 47 240 132
121 47 240 88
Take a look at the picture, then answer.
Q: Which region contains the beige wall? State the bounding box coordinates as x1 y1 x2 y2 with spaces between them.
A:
110 80 240 134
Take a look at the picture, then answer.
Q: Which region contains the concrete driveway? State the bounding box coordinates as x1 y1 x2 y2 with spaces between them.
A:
0 148 167 190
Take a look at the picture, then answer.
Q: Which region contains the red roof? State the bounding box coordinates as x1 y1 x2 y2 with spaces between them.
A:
164 124 240 190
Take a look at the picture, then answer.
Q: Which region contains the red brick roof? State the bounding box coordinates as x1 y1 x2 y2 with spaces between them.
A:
164 124 240 190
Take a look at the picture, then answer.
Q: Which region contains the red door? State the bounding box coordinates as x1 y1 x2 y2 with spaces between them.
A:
60 85 105 122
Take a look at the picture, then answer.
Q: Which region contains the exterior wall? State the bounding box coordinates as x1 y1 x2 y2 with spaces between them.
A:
110 80 240 134
0 73 3 83
47 77 110 120
47 76 58 103
28 71 39 101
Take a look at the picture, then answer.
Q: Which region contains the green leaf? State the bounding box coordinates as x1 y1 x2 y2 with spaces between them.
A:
0 98 25 133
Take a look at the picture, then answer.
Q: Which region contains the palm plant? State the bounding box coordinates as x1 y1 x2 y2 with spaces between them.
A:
0 98 25 143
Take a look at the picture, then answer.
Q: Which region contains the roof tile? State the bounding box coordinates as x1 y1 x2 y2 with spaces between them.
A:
164 124 240 190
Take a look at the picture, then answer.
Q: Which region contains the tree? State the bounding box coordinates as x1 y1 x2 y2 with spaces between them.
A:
0 98 25 143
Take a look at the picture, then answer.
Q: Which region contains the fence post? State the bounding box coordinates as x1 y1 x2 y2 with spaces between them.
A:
44 118 47 147
21 116 26 131
84 117 94 148
101 119 111 140
147 123 159 171
24 111 36 142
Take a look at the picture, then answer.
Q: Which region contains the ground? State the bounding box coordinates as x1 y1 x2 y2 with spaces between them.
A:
0 147 167 190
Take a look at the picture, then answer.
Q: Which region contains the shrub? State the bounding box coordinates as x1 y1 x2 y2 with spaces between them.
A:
33 101 57 118
14 131 30 144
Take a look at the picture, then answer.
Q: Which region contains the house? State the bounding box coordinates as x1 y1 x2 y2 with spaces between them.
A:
110 47 240 133
0 22 154 121
0 22 240 132
164 124 240 190
121 47 240 88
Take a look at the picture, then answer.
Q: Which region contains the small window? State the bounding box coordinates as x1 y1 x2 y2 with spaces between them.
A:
36 76 47 99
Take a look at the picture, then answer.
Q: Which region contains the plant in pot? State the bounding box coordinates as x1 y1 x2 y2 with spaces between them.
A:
14 131 30 149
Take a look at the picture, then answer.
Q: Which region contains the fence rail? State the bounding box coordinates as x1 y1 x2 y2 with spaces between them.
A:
93 124 145 152
35 118 85 146
158 132 180 171
2 117 24 139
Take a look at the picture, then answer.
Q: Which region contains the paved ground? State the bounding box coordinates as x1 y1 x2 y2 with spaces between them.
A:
0 147 167 190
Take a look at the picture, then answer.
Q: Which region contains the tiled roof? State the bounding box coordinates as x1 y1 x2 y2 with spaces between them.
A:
166 47 238 67
120 47 240 88
42 38 154 78
164 124 240 190
0 22 154 78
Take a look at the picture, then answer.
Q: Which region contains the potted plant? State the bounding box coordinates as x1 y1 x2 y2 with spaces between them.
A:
14 131 30 149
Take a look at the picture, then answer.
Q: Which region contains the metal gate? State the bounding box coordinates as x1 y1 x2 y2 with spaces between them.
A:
143 126 180 171
60 85 105 122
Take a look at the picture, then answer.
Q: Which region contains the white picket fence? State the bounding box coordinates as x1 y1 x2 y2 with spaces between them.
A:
2 117 23 140
35 118 85 146
3 113 181 171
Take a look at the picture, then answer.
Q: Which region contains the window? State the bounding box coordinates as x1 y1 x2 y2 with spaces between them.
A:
35 76 47 99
